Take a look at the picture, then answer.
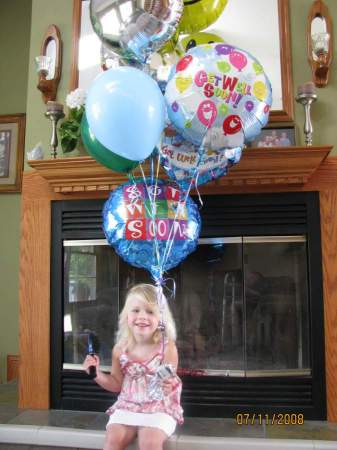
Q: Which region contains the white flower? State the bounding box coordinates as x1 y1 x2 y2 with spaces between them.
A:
66 88 86 109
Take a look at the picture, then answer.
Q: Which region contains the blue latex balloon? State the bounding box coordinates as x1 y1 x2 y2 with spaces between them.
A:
86 67 166 161
103 179 201 280
160 124 242 190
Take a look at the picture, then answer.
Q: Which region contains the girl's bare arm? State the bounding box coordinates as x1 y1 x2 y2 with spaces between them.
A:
161 340 181 394
84 345 123 393
163 340 179 368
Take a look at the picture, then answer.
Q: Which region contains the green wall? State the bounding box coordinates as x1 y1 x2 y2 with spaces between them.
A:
25 0 74 162
290 0 337 147
0 0 32 383
1 0 337 384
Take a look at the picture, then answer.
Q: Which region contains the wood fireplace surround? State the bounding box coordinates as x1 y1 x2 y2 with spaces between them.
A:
19 146 337 421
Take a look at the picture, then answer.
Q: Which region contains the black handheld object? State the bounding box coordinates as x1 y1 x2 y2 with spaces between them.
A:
87 333 97 379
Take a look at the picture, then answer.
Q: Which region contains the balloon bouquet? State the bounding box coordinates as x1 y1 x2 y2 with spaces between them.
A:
83 0 272 308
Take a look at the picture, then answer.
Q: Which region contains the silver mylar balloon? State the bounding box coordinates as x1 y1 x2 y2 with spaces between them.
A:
90 0 184 65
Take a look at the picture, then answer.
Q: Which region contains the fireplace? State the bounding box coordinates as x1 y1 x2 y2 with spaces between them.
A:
50 191 325 419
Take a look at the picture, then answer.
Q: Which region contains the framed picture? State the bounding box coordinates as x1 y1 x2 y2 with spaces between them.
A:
0 114 25 193
248 126 296 148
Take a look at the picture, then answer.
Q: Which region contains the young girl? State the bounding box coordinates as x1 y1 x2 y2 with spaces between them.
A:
83 283 183 450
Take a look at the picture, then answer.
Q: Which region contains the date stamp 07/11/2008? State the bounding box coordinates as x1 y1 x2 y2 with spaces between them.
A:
236 413 304 426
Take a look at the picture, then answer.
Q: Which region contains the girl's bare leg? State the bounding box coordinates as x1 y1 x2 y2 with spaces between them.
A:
104 423 137 450
138 427 168 450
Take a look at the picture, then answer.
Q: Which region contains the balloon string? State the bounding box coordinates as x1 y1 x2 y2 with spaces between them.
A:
160 136 207 271
127 167 162 278
155 276 176 356
163 276 176 300
149 152 160 229
138 162 162 279
151 150 161 276
152 145 163 272
155 283 166 358
156 149 161 187
160 141 206 268
138 146 171 283
159 175 194 271
194 171 204 208
150 153 154 186
160 150 202 268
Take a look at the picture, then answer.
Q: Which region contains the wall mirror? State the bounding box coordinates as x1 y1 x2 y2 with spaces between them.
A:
36 24 62 103
70 0 294 122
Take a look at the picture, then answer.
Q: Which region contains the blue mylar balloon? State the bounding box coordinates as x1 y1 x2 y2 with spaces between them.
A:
103 179 201 280
160 124 242 190
86 67 166 161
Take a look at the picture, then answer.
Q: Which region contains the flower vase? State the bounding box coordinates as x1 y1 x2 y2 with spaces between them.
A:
62 138 87 158
75 138 88 157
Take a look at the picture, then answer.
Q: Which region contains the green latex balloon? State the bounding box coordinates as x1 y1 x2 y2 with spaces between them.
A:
81 114 139 173
180 31 224 53
178 0 228 34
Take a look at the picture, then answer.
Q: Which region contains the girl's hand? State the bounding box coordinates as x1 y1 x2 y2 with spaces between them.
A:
161 376 179 395
83 354 100 375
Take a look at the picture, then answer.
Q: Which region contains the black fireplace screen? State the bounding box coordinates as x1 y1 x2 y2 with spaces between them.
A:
51 192 326 419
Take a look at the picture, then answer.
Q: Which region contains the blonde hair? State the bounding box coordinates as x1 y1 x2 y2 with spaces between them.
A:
116 283 177 349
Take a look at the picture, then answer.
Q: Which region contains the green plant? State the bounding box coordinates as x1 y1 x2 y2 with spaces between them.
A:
58 88 86 153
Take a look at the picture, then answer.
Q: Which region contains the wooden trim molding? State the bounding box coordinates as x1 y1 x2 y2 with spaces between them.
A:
28 146 332 194
320 190 337 421
271 0 294 121
19 194 51 408
69 0 81 92
18 173 107 409
19 150 337 422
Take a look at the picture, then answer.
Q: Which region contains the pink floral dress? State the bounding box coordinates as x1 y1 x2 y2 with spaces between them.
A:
106 346 184 425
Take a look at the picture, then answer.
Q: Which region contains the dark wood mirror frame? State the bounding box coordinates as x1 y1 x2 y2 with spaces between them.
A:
69 0 294 123
307 0 333 88
37 24 62 104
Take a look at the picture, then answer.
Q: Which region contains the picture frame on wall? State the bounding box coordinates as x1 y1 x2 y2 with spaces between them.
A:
0 114 25 193
248 126 296 148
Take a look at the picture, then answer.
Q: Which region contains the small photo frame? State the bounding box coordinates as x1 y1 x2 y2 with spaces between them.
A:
0 114 25 193
248 126 296 148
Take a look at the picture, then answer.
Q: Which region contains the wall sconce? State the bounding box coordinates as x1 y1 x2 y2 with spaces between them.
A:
100 44 119 71
35 24 62 103
307 0 333 87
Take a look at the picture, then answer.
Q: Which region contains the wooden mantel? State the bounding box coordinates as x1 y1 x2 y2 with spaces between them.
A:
28 146 331 194
19 146 337 422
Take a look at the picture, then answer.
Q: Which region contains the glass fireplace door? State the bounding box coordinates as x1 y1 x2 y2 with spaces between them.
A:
243 236 310 375
175 237 245 375
63 240 120 370
62 236 311 377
